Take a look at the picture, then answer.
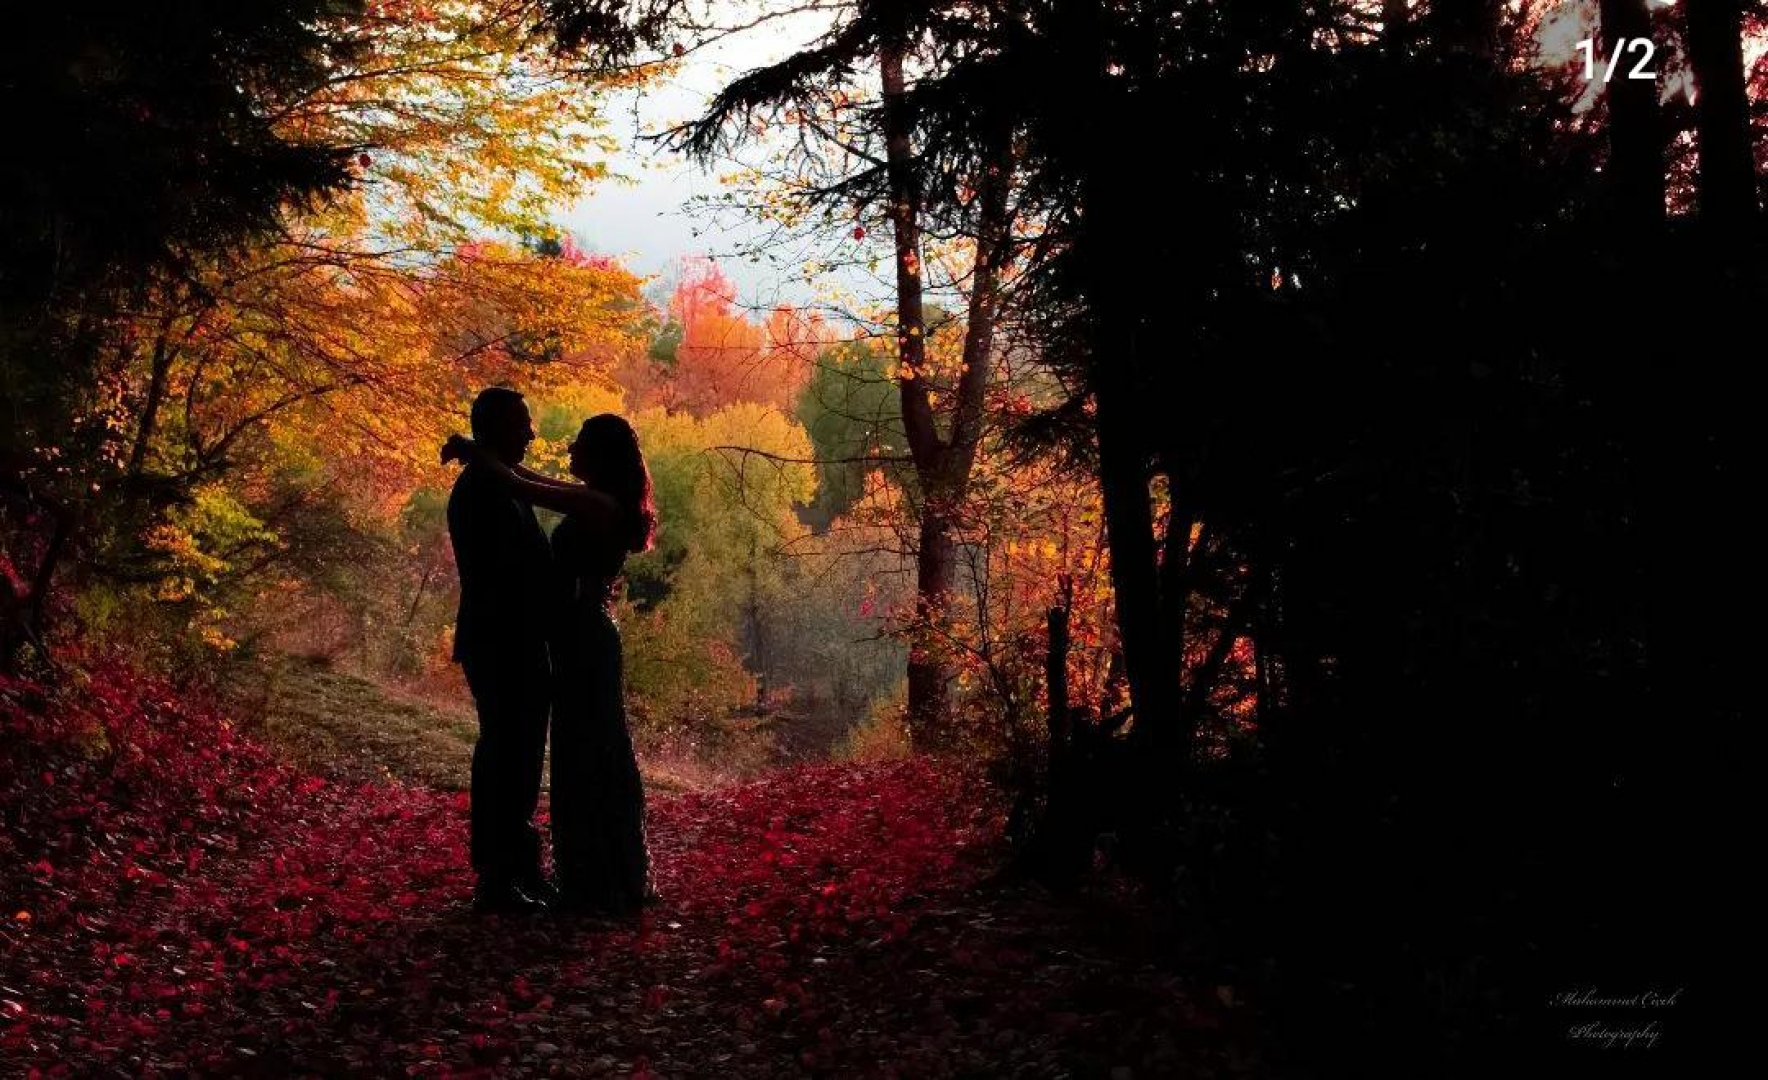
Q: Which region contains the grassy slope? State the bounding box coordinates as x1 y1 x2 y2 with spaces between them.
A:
228 655 696 794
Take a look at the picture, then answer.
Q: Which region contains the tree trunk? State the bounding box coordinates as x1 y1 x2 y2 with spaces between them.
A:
1046 588 1071 754
126 319 178 478
1092 368 1181 756
882 43 946 747
1155 466 1198 696
1083 103 1185 759
905 509 954 746
1599 0 1666 227
1028 587 1094 885
0 571 28 671
944 127 1015 490
747 534 767 711
1685 0 1758 232
880 45 1015 750
25 506 72 647
881 45 935 483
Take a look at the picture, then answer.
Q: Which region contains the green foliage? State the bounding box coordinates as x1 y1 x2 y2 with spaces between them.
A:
617 404 813 717
648 319 683 367
836 678 911 763
616 603 754 734
796 340 905 531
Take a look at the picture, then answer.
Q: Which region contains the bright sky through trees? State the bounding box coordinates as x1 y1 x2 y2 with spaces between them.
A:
560 3 855 311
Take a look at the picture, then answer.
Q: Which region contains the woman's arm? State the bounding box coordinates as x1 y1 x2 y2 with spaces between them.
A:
444 436 617 522
511 462 583 492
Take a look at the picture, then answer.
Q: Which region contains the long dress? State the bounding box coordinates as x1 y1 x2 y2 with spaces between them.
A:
547 511 652 914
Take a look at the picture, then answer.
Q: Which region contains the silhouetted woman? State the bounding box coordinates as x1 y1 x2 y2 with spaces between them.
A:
444 414 657 916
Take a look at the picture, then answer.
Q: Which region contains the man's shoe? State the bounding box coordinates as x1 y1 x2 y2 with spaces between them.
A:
473 882 549 916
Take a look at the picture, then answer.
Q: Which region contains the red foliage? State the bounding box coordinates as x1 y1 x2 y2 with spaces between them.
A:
644 256 818 417
2 657 1241 1076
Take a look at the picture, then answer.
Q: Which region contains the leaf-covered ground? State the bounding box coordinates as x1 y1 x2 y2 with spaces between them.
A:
2 659 1261 1077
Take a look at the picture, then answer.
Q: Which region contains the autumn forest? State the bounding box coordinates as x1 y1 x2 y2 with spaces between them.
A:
2 1 1732 1075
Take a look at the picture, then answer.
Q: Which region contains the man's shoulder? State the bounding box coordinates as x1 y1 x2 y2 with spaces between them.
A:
448 465 490 504
446 468 489 533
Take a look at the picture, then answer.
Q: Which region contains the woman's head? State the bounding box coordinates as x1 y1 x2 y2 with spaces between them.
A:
569 413 656 553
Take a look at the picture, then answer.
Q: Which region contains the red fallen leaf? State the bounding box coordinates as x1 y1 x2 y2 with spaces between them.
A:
5 658 1031 1071
357 153 372 168
852 225 866 241
642 985 667 1011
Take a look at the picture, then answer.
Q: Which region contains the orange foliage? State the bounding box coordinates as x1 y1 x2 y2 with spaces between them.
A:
655 257 823 416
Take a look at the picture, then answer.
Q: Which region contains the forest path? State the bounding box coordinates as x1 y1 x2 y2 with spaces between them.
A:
226 654 789 796
3 659 1258 1077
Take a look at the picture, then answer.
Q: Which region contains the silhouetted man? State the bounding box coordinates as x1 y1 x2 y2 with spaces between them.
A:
448 387 554 914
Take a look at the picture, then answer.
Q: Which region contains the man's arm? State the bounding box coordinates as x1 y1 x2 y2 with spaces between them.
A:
511 463 584 492
444 436 617 525
447 470 509 590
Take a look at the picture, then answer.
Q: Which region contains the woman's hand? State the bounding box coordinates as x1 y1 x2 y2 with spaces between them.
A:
441 433 476 466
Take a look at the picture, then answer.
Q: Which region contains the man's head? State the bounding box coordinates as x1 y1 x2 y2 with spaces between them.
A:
468 387 534 465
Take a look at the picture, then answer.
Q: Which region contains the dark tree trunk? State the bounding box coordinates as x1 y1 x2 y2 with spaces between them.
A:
1685 0 1758 232
25 506 72 649
1155 459 1199 699
1036 589 1091 884
1083 97 1186 759
1016 578 1096 886
127 320 177 478
0 572 27 671
1089 337 1182 756
905 509 954 743
1046 588 1071 754
1599 0 1666 226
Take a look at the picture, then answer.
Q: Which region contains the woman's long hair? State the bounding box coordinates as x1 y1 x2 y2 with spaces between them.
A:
576 413 656 553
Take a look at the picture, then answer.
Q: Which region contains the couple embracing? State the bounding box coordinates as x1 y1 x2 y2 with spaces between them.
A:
442 386 657 918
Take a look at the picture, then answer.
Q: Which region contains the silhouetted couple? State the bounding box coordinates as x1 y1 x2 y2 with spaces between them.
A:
443 387 657 918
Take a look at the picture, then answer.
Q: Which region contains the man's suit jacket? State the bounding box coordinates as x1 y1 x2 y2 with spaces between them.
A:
447 464 552 666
